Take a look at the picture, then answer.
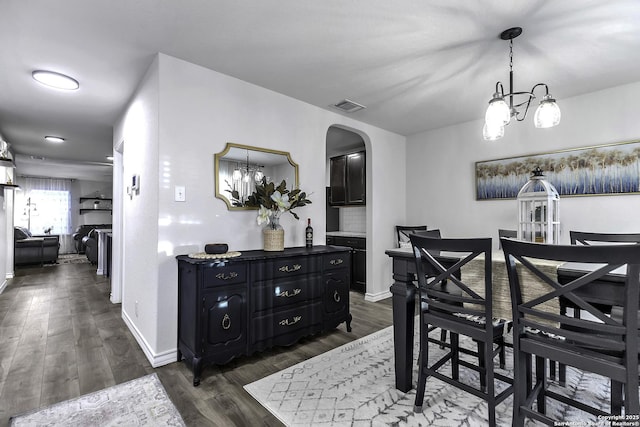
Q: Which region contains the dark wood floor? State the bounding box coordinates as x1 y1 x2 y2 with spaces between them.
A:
0 259 393 426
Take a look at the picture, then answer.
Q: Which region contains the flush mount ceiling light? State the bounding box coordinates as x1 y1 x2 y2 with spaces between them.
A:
44 135 65 143
32 70 79 90
483 27 561 141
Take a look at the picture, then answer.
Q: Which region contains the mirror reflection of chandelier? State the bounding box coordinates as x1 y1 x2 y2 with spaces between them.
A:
231 150 264 203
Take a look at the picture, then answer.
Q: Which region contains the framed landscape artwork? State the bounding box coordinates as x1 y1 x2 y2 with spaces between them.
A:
475 140 640 200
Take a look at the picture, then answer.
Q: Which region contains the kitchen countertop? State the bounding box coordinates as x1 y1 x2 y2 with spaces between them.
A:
326 231 366 239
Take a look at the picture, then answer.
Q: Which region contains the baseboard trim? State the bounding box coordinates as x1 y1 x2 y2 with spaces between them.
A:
121 309 178 368
364 290 391 302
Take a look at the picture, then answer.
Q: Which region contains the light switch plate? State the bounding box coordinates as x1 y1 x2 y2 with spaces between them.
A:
175 186 186 202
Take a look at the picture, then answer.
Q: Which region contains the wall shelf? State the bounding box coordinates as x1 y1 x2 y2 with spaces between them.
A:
80 197 113 214
0 157 16 167
0 183 19 189
80 208 112 214
80 197 112 203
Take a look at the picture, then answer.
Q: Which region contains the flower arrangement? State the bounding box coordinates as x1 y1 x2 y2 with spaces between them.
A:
245 177 312 229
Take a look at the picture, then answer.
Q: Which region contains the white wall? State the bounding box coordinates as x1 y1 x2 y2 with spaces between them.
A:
406 81 640 246
114 53 406 366
113 56 162 365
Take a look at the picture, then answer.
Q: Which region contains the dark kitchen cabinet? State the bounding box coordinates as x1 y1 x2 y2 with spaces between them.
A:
329 151 365 206
326 235 366 293
176 246 352 386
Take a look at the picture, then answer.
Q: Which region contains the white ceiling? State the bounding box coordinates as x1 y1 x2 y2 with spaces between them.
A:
2 0 640 179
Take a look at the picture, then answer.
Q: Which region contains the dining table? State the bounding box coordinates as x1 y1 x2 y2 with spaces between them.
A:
385 246 607 392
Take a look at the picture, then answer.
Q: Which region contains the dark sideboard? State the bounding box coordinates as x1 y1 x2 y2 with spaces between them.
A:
176 246 353 386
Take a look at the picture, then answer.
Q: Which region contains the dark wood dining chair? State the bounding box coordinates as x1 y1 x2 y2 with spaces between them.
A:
501 238 640 425
396 225 427 248
553 231 640 385
410 235 512 426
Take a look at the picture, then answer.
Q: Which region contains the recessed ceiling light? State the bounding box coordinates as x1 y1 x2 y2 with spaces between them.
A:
44 136 65 143
32 70 79 90
106 156 114 161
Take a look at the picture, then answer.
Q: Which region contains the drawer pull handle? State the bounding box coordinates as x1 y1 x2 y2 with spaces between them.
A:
216 272 238 281
277 288 302 298
279 315 302 327
279 264 302 273
333 290 341 303
330 259 344 266
221 314 231 330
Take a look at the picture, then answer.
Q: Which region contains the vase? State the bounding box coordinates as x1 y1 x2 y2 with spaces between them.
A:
263 213 284 251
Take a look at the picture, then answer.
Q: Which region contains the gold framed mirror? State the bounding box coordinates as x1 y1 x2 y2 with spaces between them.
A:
214 143 299 210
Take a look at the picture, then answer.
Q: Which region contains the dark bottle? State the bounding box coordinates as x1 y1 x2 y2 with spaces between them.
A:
305 218 313 248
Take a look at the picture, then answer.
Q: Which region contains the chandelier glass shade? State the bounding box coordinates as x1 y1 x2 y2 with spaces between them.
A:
483 27 561 140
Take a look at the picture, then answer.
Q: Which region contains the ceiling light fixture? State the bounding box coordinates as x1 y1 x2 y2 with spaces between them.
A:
106 156 114 161
44 136 65 143
483 27 561 141
32 70 79 90
332 99 366 113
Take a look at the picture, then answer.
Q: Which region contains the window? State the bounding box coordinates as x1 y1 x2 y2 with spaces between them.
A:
16 189 71 235
14 177 73 253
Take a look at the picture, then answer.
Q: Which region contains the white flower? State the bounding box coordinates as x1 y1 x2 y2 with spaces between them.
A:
256 205 271 226
270 191 291 212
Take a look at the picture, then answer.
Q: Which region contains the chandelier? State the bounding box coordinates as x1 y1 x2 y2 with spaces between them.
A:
483 27 561 141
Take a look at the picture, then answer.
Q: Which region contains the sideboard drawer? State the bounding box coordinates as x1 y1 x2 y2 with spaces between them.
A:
251 302 323 344
324 252 350 271
203 264 247 288
252 276 323 312
252 256 321 280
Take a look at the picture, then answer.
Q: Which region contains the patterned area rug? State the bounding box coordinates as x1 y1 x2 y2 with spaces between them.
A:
10 373 185 426
57 253 91 264
245 325 614 426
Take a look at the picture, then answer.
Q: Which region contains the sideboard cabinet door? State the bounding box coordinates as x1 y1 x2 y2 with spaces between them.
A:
203 291 246 349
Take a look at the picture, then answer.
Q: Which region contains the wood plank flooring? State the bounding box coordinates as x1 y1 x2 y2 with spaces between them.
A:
0 259 393 426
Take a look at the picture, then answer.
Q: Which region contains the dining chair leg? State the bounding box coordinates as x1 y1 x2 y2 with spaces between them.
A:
611 380 623 415
440 329 447 349
497 336 506 369
484 336 497 427
413 330 429 413
477 341 487 392
625 375 640 415
513 349 529 427
535 356 546 414
451 333 459 381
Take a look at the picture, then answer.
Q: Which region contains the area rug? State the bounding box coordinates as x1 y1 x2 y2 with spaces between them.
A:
57 253 91 264
244 325 614 426
10 373 185 426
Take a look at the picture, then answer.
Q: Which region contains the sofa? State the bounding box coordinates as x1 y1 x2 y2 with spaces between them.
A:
82 229 99 264
14 226 60 265
72 224 111 253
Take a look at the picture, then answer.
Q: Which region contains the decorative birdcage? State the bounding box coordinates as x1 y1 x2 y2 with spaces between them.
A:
517 167 560 244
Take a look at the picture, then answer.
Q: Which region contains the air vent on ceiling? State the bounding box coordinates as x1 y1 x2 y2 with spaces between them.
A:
332 99 366 113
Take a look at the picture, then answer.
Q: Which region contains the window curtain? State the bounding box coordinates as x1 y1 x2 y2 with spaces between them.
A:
14 177 74 254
